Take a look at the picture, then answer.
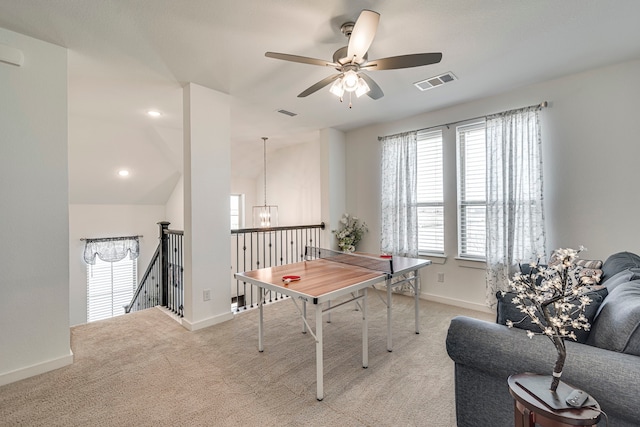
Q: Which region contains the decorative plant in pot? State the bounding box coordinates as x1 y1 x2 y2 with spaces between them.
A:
332 213 368 253
503 246 600 392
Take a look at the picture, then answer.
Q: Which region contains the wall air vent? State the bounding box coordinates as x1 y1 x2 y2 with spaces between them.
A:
277 109 297 117
414 72 457 91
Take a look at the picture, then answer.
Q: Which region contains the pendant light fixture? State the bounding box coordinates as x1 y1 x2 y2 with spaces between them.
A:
252 137 278 227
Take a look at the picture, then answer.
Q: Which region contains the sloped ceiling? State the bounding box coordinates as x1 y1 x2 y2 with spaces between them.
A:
1 0 640 204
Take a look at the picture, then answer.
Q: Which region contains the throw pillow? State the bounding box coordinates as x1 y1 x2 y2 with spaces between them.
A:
575 259 603 269
546 251 603 286
496 287 608 343
587 280 640 356
576 267 603 285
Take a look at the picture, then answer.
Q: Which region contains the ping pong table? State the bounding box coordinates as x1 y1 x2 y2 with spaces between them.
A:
234 247 431 400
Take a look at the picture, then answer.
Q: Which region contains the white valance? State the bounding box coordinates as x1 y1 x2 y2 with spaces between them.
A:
83 236 140 265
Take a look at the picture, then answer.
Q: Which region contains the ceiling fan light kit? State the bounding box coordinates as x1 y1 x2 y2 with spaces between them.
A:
265 9 442 108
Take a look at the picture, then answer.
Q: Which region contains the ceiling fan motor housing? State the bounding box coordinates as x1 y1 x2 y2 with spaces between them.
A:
340 22 355 37
333 46 367 67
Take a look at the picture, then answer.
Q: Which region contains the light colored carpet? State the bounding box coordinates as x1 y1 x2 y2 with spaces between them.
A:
0 290 492 426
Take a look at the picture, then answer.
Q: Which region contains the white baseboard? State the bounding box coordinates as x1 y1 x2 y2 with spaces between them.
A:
181 311 234 331
419 292 494 315
0 350 74 387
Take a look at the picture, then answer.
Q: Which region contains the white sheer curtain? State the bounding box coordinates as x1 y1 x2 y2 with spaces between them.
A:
485 106 546 307
380 131 418 257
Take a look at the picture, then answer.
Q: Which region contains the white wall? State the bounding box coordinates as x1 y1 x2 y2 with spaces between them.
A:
254 140 322 227
345 58 640 311
320 128 347 249
0 28 71 385
182 83 233 330
68 204 166 326
165 175 184 230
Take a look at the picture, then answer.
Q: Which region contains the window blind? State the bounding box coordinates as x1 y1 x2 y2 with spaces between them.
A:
87 256 137 322
457 122 487 259
417 129 444 255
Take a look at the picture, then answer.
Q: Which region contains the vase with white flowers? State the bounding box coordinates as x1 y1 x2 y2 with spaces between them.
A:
504 246 599 392
332 213 368 253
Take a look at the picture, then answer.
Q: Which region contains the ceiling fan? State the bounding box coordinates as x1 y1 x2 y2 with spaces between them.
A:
265 10 442 105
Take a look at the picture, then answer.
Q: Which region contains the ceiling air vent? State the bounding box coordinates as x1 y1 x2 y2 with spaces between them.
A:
277 109 297 117
414 72 457 91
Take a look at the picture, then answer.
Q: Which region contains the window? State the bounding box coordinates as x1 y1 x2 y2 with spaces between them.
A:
457 122 487 259
230 194 244 229
87 256 137 322
416 130 444 255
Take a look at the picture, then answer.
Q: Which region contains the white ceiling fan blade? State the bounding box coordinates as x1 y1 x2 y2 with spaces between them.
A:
347 10 380 63
363 53 443 70
298 74 342 97
265 52 337 68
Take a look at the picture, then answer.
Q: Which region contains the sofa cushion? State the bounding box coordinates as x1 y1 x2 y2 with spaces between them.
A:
600 268 640 294
601 252 640 283
587 280 640 356
496 287 608 343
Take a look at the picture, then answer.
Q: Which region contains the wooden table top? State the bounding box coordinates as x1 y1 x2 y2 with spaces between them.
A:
236 258 384 303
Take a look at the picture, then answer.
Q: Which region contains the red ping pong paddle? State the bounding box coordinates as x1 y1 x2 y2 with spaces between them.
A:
282 275 300 284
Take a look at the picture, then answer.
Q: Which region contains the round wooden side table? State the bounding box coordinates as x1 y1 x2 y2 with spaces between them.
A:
508 373 601 427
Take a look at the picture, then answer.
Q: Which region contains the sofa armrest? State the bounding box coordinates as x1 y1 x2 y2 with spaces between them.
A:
446 316 640 425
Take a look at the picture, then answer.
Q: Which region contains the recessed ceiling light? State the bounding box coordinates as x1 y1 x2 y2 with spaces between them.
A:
118 170 130 177
147 110 162 117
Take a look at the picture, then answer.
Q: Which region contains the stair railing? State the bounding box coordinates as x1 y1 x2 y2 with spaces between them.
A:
125 221 183 317
127 221 324 315
231 223 325 311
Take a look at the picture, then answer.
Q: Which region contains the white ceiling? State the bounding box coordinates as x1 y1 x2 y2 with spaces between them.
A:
2 0 640 204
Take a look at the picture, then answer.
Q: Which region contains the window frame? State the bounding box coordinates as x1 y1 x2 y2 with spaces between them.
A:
416 129 445 256
456 121 487 261
230 193 245 229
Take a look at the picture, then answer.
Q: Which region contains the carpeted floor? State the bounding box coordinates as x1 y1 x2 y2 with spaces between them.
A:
0 290 492 426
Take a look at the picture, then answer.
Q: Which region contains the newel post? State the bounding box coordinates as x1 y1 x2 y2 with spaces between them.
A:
158 221 170 307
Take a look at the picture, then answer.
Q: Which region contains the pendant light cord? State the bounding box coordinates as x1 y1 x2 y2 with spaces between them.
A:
262 137 268 206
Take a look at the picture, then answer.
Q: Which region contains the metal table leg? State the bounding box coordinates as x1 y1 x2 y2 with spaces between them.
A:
362 287 368 368
258 287 264 352
414 272 420 334
315 303 324 401
387 278 393 352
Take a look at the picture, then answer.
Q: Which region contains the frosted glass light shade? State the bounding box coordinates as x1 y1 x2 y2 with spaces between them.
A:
253 205 278 228
343 70 359 92
329 78 344 97
355 77 370 97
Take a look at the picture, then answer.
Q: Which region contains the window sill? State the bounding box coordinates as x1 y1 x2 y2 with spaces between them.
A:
419 254 446 265
455 257 486 269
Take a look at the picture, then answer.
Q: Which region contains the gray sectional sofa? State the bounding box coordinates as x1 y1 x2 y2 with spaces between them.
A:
446 251 640 427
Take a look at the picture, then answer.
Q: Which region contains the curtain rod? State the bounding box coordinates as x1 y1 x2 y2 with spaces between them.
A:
378 101 548 140
80 235 143 242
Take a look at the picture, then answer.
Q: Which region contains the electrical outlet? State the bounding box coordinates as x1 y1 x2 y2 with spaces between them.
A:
437 272 445 283
203 289 211 301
